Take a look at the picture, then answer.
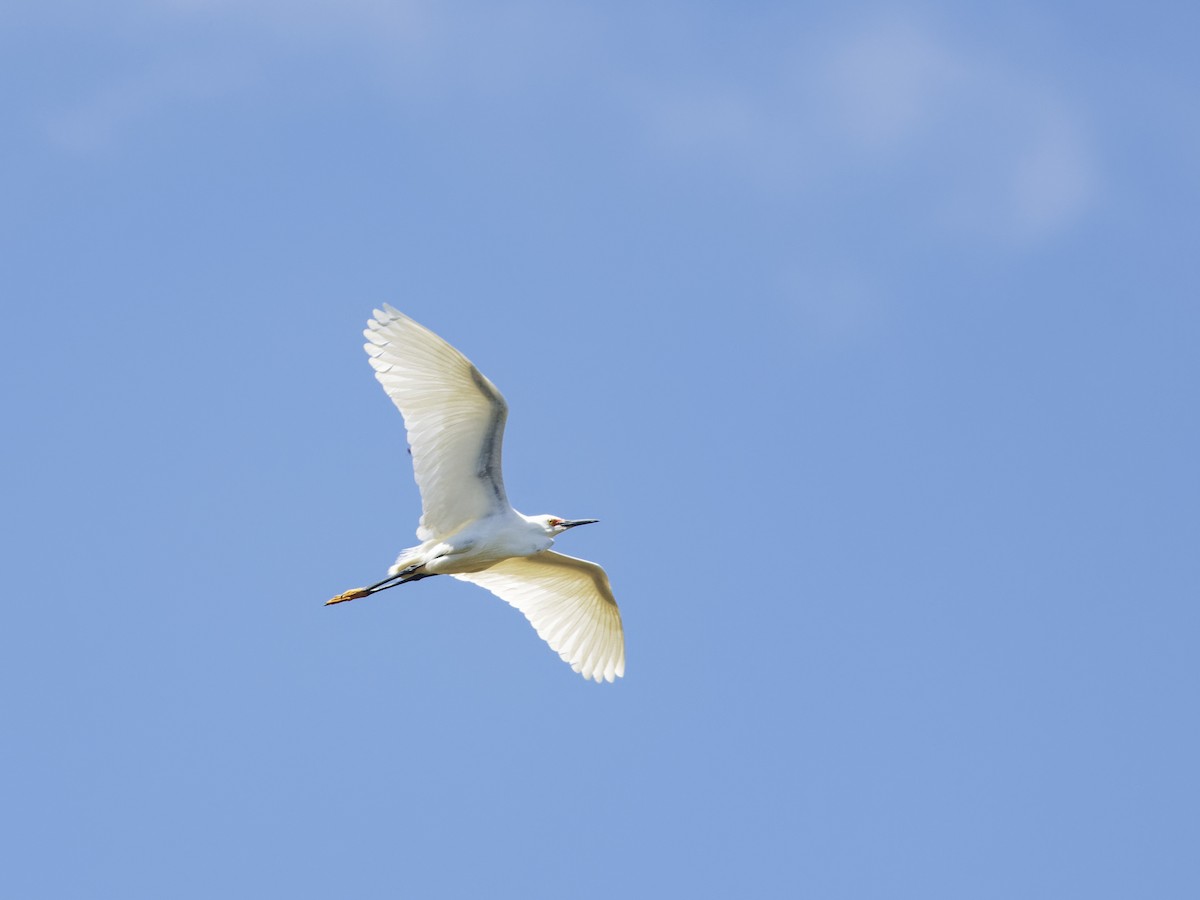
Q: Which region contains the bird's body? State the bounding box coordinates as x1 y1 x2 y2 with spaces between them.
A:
328 305 625 683
389 511 553 577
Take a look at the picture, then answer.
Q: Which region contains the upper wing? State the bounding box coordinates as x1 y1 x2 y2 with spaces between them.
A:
365 305 510 541
453 551 625 683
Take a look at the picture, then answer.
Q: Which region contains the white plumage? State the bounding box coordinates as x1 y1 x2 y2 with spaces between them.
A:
328 305 625 683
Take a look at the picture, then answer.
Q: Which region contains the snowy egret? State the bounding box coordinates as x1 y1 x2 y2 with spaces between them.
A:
327 305 625 683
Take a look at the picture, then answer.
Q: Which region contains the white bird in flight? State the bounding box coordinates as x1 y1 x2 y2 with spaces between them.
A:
327 305 625 683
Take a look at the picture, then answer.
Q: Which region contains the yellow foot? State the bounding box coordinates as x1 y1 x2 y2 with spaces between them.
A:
326 587 371 605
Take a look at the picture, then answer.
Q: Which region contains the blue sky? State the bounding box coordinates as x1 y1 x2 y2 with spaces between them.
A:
3 1 1198 897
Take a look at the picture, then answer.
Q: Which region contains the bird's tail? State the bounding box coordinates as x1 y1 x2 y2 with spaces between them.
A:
388 546 424 577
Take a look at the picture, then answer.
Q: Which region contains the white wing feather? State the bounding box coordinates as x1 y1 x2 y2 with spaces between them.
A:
453 551 626 683
365 305 510 541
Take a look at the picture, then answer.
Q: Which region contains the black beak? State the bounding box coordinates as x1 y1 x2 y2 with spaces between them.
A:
562 518 599 529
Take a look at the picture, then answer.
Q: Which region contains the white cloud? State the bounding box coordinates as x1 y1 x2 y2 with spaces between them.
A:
1010 113 1097 241
778 266 886 351
45 58 253 154
42 5 1099 245
636 17 1100 245
821 21 961 151
42 0 604 152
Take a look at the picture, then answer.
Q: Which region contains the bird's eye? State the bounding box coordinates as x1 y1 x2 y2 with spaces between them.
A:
551 518 563 526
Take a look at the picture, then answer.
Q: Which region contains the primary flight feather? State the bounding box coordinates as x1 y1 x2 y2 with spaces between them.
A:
328 305 625 683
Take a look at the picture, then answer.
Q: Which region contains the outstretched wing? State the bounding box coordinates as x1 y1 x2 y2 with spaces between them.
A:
453 551 625 683
365 305 510 541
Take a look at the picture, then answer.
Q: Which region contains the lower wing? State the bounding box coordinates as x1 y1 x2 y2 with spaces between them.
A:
452 551 625 683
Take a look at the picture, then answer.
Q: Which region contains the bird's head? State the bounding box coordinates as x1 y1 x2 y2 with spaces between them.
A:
535 515 599 535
